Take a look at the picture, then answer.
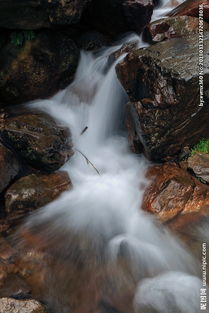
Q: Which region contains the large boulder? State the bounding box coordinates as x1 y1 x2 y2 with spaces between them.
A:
0 112 73 172
117 33 209 161
142 163 209 228
0 143 19 194
0 298 44 313
5 171 72 222
81 0 154 38
168 0 209 22
143 16 209 43
0 0 90 29
0 30 79 105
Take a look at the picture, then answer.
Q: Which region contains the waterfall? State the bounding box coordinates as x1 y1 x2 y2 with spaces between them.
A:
22 1 204 313
152 0 185 20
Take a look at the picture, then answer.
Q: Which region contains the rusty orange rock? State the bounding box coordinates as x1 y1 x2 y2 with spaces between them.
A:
142 163 209 230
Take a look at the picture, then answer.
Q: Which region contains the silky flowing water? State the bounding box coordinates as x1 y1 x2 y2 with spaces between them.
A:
21 1 207 312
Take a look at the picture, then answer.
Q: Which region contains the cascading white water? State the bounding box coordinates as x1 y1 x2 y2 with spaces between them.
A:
152 0 185 20
24 2 205 313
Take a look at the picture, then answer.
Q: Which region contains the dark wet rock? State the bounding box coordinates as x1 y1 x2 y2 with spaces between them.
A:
108 41 138 66
0 30 79 105
77 31 108 51
0 236 16 263
81 0 154 38
0 297 44 313
142 163 209 226
0 113 73 172
168 0 209 22
143 16 209 43
153 0 161 6
0 273 31 299
188 153 209 184
0 143 19 194
0 238 19 299
5 171 72 221
116 33 209 161
0 0 90 29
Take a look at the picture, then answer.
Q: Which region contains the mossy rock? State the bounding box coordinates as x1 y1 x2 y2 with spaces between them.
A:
0 112 74 172
0 30 79 105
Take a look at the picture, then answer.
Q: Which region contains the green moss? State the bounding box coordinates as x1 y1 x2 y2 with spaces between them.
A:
10 31 35 47
191 139 209 156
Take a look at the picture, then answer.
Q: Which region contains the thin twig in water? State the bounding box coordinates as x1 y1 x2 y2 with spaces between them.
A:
75 149 100 176
80 126 88 136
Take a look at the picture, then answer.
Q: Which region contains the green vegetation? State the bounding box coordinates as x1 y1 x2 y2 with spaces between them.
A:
10 30 35 47
191 139 209 156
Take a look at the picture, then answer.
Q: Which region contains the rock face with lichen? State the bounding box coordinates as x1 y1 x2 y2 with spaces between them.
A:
117 33 209 161
2 171 72 230
5 172 71 215
143 16 209 43
0 112 73 172
0 30 79 105
0 298 44 313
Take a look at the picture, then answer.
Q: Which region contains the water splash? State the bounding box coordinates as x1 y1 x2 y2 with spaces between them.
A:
152 0 186 20
135 272 202 313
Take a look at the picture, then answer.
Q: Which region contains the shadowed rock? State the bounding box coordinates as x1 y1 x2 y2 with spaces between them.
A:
0 143 19 194
0 30 79 105
81 0 154 38
0 0 91 29
77 31 108 51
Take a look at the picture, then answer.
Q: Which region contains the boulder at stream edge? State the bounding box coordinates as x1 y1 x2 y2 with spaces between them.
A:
4 171 71 227
142 163 209 230
0 112 73 172
117 33 209 161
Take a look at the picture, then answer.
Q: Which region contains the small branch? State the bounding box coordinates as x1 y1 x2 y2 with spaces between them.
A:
80 126 88 136
75 149 101 176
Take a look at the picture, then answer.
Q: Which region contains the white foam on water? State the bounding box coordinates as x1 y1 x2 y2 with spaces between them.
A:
25 3 205 312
